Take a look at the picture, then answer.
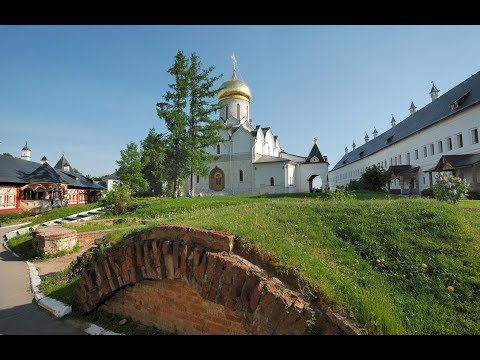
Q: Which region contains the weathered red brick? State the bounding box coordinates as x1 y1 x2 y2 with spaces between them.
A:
180 242 189 276
172 240 180 278
192 246 207 283
102 259 116 292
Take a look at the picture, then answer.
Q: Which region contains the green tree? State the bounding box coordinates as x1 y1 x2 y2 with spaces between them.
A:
141 128 166 195
186 52 224 196
2 152 13 157
101 183 132 214
72 168 81 174
156 51 190 198
349 165 390 191
117 142 147 194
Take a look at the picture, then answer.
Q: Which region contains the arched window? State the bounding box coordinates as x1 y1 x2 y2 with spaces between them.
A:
196 175 200 183
270 177 275 186
216 144 221 154
237 104 240 119
239 170 244 182
225 104 229 119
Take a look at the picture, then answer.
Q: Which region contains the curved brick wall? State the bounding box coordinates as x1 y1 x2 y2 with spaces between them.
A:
74 225 353 335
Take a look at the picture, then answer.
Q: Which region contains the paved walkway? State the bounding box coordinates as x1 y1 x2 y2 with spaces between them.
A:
0 224 85 335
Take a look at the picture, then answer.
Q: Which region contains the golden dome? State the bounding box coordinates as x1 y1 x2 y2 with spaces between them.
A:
218 71 252 102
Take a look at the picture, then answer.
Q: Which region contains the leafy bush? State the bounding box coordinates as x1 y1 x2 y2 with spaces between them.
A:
101 183 133 214
329 186 356 201
421 188 434 198
467 190 480 200
347 165 390 192
433 174 469 204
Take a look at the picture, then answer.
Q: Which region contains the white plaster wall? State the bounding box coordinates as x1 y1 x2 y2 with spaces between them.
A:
298 163 329 192
219 98 250 125
263 129 275 156
329 104 480 191
254 162 287 194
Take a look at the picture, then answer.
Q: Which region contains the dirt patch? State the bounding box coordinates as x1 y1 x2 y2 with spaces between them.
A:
35 246 90 279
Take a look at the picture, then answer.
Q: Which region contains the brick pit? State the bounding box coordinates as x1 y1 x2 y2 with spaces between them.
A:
33 225 77 256
74 225 356 335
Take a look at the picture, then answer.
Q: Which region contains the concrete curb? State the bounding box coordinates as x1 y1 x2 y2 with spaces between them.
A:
3 207 122 335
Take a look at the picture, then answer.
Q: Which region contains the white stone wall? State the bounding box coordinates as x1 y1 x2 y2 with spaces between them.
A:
329 104 480 191
254 162 287 194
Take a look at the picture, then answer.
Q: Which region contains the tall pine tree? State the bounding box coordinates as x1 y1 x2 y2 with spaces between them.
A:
186 52 224 196
156 51 190 198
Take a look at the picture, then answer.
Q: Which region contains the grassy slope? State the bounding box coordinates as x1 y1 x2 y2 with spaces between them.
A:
97 193 479 335
39 193 480 334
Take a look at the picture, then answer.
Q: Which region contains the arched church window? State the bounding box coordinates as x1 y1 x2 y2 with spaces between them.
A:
237 104 240 120
217 144 221 154
270 177 275 186
239 170 244 182
225 104 229 119
196 175 200 183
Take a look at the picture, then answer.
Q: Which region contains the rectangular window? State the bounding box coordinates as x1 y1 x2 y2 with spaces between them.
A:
414 149 419 160
406 152 410 165
423 176 425 185
423 146 428 158
394 156 397 165
399 154 402 165
438 140 443 153
471 128 479 144
447 137 453 151
216 144 221 154
196 175 199 183
457 133 463 148
430 143 435 156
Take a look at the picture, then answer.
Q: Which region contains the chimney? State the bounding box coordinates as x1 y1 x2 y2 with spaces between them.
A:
352 141 356 150
373 127 378 138
391 114 396 127
429 81 439 101
409 100 417 114
345 145 348 154
364 132 369 144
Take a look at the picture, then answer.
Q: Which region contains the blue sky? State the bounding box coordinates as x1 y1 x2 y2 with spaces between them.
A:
1 25 480 176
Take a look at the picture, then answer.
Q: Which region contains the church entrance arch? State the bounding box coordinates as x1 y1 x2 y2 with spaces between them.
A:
209 166 225 191
308 174 323 192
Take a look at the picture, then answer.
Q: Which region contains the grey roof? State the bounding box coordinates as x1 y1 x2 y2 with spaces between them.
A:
0 153 105 190
22 141 31 151
55 169 105 190
280 151 306 162
433 154 480 170
261 127 271 136
54 154 71 169
40 155 48 161
104 171 119 180
251 125 261 137
331 70 480 172
306 143 327 163
409 101 417 110
430 82 439 94
0 154 46 184
253 155 290 164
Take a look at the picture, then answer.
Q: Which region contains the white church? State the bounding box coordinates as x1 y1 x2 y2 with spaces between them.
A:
189 55 329 195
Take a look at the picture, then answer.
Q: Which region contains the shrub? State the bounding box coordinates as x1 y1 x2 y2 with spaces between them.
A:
433 174 469 204
101 183 133 214
347 165 390 192
329 186 356 201
467 190 480 200
421 188 434 198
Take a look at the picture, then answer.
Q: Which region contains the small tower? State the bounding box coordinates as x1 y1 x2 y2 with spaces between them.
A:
409 100 417 114
391 114 397 127
352 140 356 150
373 127 378 138
429 81 439 101
345 145 348 154
40 155 48 164
21 141 31 161
364 132 369 144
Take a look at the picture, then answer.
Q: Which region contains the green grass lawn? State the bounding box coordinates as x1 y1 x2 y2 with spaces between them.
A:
39 192 480 334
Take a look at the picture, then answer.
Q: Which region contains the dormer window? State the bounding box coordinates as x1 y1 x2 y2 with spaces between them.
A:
64 166 70 172
359 150 365 157
451 102 458 110
342 157 348 164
